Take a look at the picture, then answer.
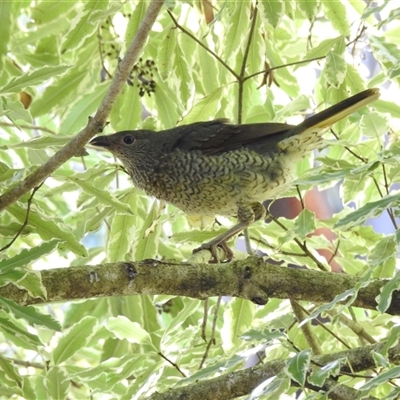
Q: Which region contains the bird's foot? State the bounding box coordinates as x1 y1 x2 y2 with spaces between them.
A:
193 240 234 263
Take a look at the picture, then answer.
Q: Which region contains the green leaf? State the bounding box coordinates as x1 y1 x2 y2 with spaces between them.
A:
345 64 367 94
374 99 400 119
334 192 400 229
294 209 316 240
299 289 356 327
31 68 88 117
134 200 162 260
369 234 396 268
377 269 400 313
224 1 250 59
52 316 98 364
308 358 345 386
176 354 246 386
89 2 124 23
124 0 148 46
0 2 12 63
105 316 155 348
110 85 142 131
241 328 285 342
296 168 351 186
0 317 43 347
264 39 299 96
0 355 23 387
0 297 60 331
31 1 73 24
6 204 87 257
60 82 109 134
320 1 349 34
0 269 25 289
14 270 47 300
249 374 290 399
303 36 343 63
258 0 283 28
0 240 60 272
4 99 32 124
197 45 220 95
360 366 400 392
0 65 70 94
221 298 256 352
182 86 225 124
362 0 390 19
360 112 389 140
174 41 192 107
371 351 390 368
61 0 109 53
325 51 346 88
153 79 181 129
68 176 132 215
162 298 202 340
286 350 311 386
107 192 137 262
10 136 71 149
21 376 35 400
158 28 177 81
381 325 400 356
369 36 400 68
379 8 400 30
298 0 317 21
46 367 69 400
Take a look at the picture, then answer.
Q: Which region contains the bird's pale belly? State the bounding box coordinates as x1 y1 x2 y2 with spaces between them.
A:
138 149 297 217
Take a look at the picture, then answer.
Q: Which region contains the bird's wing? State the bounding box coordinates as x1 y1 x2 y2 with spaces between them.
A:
171 119 295 155
171 88 380 156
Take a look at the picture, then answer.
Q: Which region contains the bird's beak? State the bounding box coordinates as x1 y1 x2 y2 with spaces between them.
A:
89 136 110 148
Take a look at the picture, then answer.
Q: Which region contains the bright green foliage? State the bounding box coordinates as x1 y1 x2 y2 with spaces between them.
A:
0 1 400 399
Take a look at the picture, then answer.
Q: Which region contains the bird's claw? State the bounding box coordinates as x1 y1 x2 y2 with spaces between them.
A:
193 241 234 263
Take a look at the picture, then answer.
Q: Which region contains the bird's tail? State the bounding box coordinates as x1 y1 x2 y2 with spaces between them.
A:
279 88 380 153
296 88 380 132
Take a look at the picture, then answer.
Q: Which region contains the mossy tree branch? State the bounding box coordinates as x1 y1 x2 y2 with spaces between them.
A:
2 257 398 316
149 339 396 400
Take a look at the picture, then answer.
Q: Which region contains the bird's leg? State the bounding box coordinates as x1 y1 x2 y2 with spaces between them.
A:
242 203 266 256
193 202 266 263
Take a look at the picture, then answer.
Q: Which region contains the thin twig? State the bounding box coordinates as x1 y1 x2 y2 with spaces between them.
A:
6 357 45 369
330 129 398 230
0 182 44 252
296 186 305 210
244 55 327 82
237 4 258 124
294 302 352 350
158 352 186 377
350 24 367 54
266 211 328 271
201 298 209 341
167 9 238 79
327 239 340 265
239 6 259 253
0 122 57 135
97 25 113 81
326 310 376 345
382 162 398 229
199 296 222 369
291 300 322 355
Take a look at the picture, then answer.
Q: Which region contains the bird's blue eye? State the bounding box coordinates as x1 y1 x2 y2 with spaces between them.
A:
123 135 135 145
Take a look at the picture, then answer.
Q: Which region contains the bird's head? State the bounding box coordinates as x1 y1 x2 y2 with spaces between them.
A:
89 130 157 173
